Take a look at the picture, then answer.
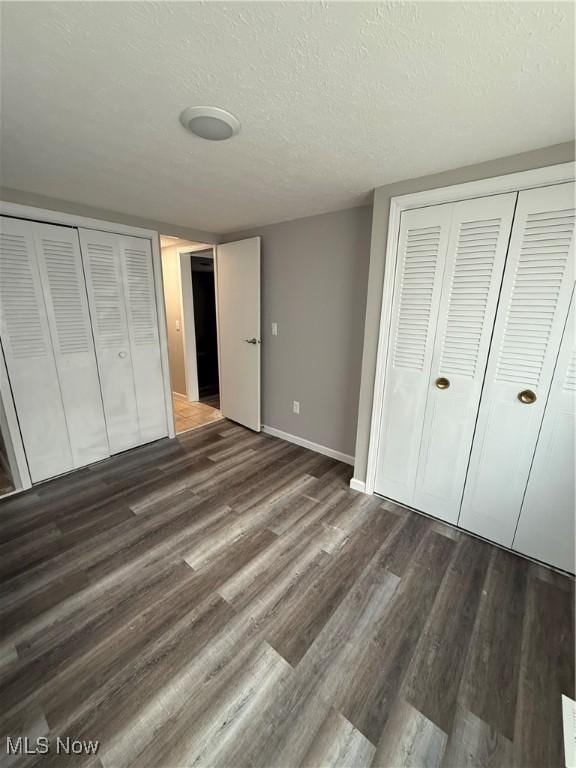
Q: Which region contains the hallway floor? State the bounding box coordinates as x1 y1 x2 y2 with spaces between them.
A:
172 393 222 434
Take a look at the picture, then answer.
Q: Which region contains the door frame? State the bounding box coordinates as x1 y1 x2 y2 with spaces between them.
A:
0 340 32 492
362 161 576 496
0 200 177 492
175 244 217 404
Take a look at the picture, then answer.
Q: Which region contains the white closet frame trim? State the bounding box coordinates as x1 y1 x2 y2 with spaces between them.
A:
361 161 576 496
0 342 32 491
0 201 176 492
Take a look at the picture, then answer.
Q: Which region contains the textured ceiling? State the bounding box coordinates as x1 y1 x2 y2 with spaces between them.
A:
1 2 574 234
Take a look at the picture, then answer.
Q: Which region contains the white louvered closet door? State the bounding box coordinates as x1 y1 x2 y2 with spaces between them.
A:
459 182 575 546
117 235 167 443
32 222 109 467
413 193 517 523
0 217 74 481
79 229 141 454
513 290 575 573
374 203 453 506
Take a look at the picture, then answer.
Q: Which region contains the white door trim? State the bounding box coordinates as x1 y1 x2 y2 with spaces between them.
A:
0 341 31 492
0 201 176 465
363 161 576 495
177 247 199 403
175 244 217 404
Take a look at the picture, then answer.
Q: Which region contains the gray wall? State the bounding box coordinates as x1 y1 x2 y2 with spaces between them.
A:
353 140 576 483
225 206 372 458
0 186 217 244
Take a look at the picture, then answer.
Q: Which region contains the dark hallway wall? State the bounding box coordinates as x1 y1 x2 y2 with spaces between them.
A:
192 258 219 397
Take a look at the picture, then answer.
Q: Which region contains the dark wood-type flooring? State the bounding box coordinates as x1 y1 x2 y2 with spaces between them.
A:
0 464 14 498
0 420 573 767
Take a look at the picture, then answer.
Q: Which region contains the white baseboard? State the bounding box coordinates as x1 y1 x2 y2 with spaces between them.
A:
261 425 354 466
349 478 367 493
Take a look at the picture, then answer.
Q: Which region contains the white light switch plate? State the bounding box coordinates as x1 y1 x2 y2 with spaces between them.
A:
272 322 278 336
293 400 300 414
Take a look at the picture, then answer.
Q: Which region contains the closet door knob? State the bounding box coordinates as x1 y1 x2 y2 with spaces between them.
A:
118 351 127 359
435 377 450 390
518 389 537 404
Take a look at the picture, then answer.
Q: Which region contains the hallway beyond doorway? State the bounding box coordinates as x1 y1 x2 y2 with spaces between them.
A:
172 393 222 434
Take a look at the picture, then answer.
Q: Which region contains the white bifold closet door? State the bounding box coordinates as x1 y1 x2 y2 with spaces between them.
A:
79 229 167 454
513 291 575 573
0 217 108 482
374 193 516 523
459 182 575 546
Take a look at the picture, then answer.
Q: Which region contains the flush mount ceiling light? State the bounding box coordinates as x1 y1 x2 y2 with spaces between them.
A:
179 106 240 141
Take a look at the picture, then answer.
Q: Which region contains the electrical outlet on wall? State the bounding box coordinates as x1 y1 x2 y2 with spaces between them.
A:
293 400 300 415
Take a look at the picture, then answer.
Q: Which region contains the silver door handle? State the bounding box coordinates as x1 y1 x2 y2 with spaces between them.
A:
244 338 260 344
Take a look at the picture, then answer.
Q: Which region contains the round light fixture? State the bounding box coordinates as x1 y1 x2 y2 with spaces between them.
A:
179 106 240 141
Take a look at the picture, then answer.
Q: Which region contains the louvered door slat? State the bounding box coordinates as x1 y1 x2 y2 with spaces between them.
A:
513 291 575 573
413 193 517 523
79 228 141 454
117 235 167 442
32 222 109 468
374 202 452 505
0 217 73 481
459 182 575 547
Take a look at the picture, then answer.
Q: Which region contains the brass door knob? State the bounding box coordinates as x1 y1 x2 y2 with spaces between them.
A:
518 389 537 404
435 377 450 390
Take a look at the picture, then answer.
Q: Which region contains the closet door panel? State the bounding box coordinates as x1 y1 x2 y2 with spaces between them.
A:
459 182 575 546
119 236 167 443
374 203 452 505
513 293 575 573
0 217 73 481
79 229 140 454
32 223 109 467
413 193 517 523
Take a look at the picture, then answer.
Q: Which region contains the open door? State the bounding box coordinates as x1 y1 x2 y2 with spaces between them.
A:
215 237 261 431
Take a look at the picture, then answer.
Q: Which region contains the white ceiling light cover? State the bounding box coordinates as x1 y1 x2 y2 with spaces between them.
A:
179 106 240 141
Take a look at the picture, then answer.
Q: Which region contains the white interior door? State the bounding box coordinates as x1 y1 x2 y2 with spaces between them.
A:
513 290 575 573
459 182 575 546
215 237 261 431
32 222 109 467
413 193 517 523
79 228 140 453
0 216 74 481
374 203 453 505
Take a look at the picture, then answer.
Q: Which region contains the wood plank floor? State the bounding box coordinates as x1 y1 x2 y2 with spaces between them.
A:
0 420 573 767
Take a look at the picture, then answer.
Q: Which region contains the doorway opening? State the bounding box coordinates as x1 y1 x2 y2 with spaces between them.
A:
160 236 222 434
